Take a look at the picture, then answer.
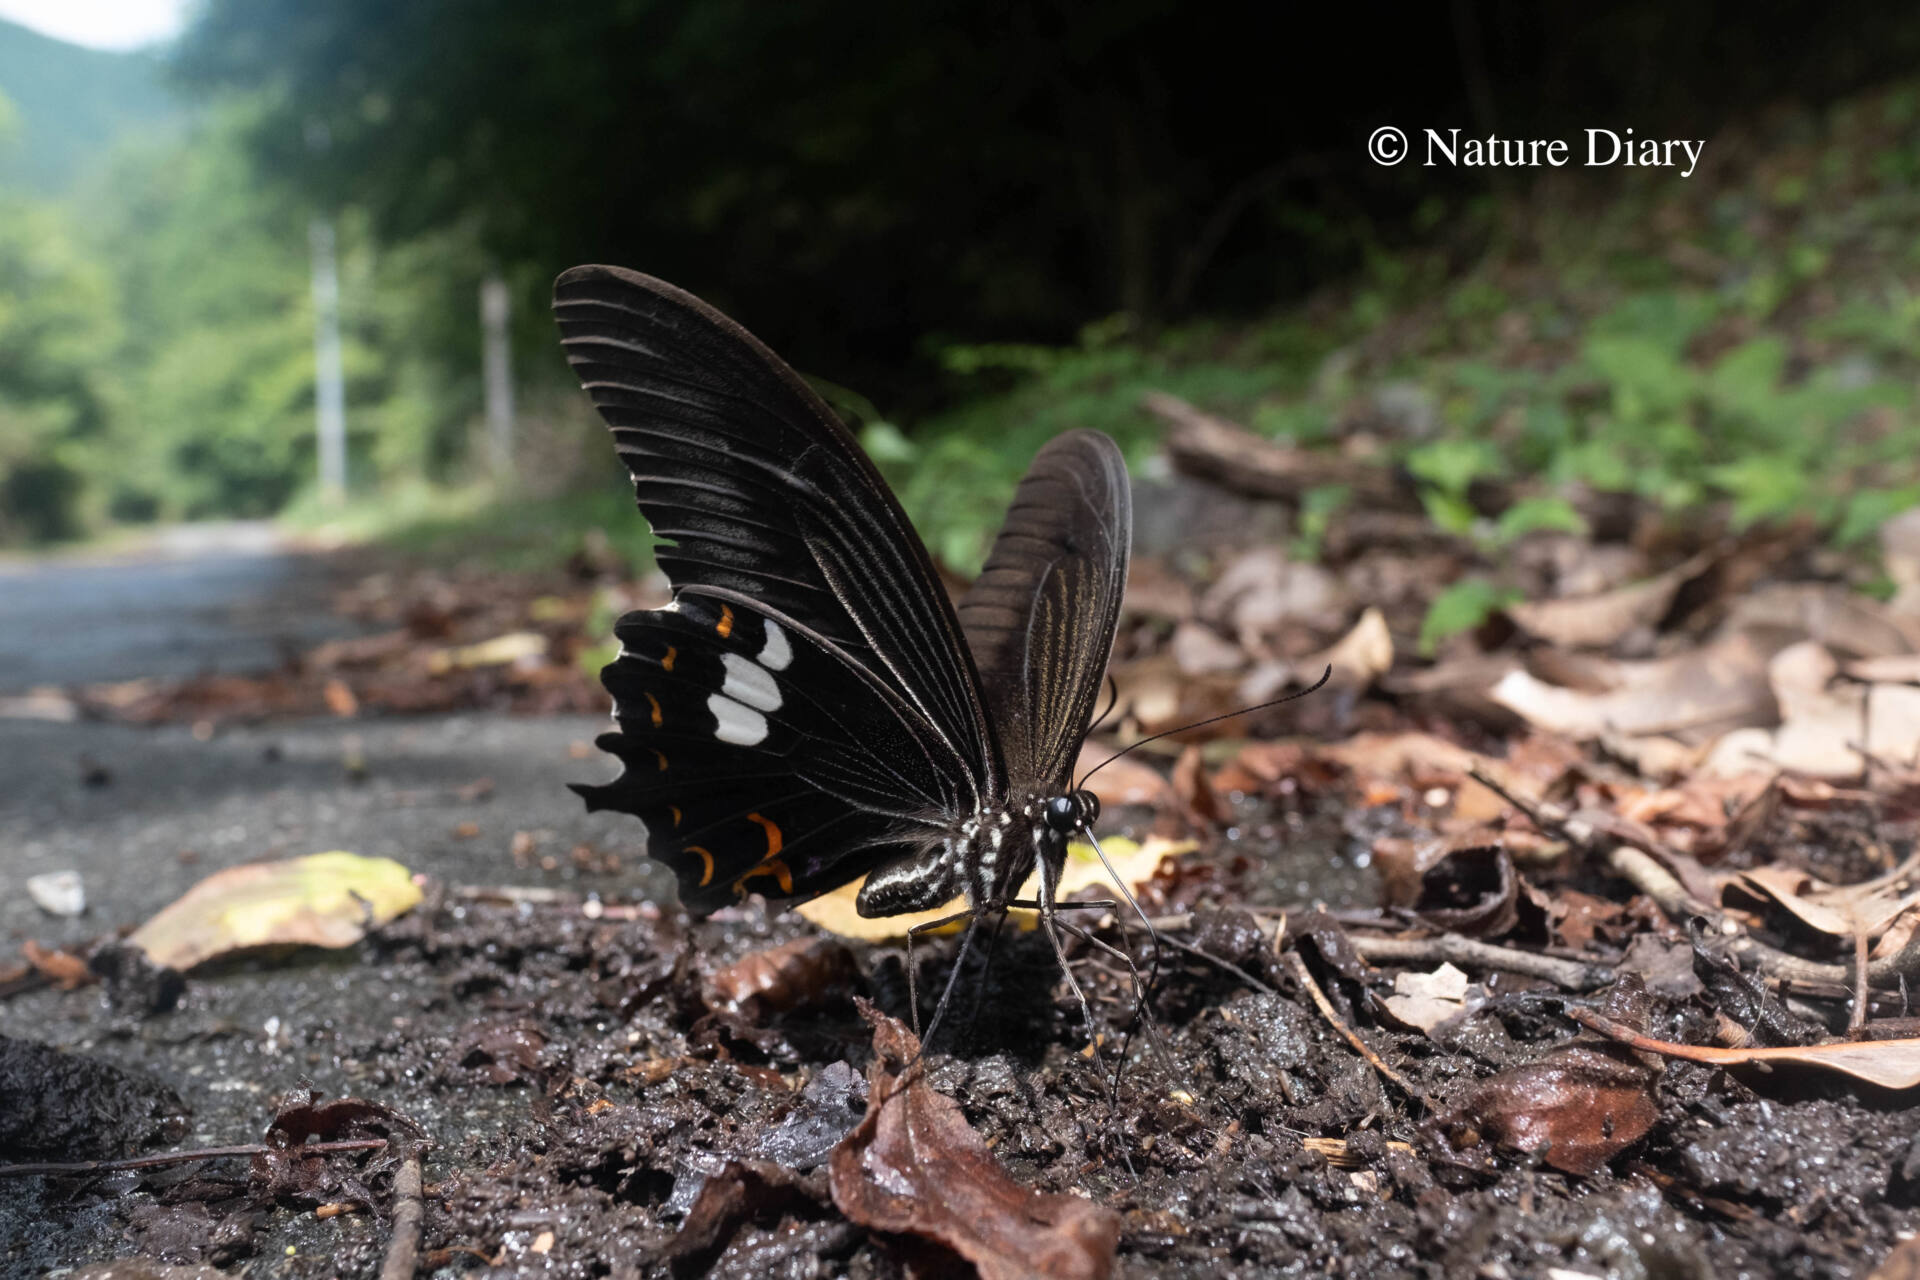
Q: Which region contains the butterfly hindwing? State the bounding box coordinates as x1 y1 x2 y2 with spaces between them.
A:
571 595 953 914
958 429 1132 792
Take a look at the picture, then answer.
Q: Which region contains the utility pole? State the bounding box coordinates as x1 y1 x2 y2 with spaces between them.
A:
309 218 347 505
481 272 515 474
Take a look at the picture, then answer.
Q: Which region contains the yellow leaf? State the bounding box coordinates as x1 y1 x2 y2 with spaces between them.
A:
128 851 422 971
796 835 1195 942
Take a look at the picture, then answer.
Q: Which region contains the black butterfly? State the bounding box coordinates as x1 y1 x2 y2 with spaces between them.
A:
557 265 1131 1023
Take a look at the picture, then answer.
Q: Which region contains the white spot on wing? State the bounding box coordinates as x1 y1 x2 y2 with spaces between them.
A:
759 619 793 671
720 653 781 711
708 693 769 745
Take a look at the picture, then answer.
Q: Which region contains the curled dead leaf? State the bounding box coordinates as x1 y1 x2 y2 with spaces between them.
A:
705 937 858 1017
830 1004 1121 1280
1373 833 1519 937
1504 551 1714 651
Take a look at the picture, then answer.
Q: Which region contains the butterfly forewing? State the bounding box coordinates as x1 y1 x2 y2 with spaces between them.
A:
558 266 1134 926
958 430 1132 792
553 265 998 797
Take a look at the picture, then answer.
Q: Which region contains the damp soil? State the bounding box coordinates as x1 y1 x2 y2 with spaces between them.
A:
3 791 1916 1278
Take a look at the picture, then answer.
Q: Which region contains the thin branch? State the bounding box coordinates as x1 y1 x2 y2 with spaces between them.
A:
1283 950 1431 1111
0 1137 386 1179
1346 933 1613 991
379 1147 425 1280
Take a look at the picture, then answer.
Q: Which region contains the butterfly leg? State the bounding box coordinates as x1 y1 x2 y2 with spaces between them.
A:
962 910 1013 1039
1050 915 1184 1088
906 908 977 1047
1034 861 1101 1050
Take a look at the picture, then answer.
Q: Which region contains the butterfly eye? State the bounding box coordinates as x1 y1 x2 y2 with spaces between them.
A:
1073 789 1100 828
1043 795 1079 832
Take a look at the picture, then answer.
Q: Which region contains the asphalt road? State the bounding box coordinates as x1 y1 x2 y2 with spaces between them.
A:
0 522 362 692
0 522 668 943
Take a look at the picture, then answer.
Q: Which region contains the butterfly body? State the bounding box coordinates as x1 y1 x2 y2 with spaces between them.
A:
556 266 1129 937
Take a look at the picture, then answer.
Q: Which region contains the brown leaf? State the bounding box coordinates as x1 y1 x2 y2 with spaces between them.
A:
667 1159 829 1273
1073 743 1171 810
1441 1043 1657 1175
1306 606 1394 691
1569 1007 1920 1091
1504 551 1715 650
1491 630 1773 740
1169 745 1223 827
21 940 94 989
830 1004 1120 1280
1724 854 1920 944
705 937 858 1018
1373 833 1519 937
321 677 359 718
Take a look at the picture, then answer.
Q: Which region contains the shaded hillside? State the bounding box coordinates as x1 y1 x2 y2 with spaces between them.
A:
0 18 179 194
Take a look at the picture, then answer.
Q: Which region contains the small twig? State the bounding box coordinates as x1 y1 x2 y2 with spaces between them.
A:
1147 912 1610 990
1283 950 1430 1110
1607 845 1920 991
1851 930 1872 1039
1466 767 1554 830
379 1146 425 1280
0 1138 386 1179
1346 933 1613 991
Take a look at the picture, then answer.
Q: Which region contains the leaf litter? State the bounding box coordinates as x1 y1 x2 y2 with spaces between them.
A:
11 404 1920 1274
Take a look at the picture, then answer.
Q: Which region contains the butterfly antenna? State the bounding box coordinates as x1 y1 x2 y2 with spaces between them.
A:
1078 665 1331 792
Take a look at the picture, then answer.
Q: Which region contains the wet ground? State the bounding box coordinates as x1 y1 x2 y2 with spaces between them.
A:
0 523 361 692
4 716 1916 1277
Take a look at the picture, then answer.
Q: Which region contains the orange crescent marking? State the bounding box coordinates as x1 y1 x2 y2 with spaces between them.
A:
669 804 682 828
734 858 793 897
645 692 663 727
747 812 783 859
686 845 716 887
716 605 734 638
662 645 677 672
650 748 668 771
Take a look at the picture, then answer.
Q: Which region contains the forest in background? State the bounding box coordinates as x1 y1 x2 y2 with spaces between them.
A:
7 1 1920 585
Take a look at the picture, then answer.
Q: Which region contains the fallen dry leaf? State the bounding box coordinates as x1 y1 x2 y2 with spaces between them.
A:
1074 742 1173 810
1440 1042 1658 1175
1504 551 1714 650
830 1004 1120 1280
1872 1234 1920 1280
127 851 422 971
1725 854 1920 944
424 630 548 674
1701 642 1920 779
1491 630 1772 740
1379 962 1481 1034
797 836 1194 942
1569 1007 1920 1090
1170 745 1223 826
1309 605 1394 690
705 937 858 1016
21 939 94 989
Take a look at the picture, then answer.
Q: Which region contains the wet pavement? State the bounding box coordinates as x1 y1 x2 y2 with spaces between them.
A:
0 523 362 692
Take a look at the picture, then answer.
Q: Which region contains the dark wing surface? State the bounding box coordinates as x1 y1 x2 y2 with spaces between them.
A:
957 429 1132 792
554 265 998 803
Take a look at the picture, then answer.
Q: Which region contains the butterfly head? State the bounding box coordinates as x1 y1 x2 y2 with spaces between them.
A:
1043 789 1101 835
